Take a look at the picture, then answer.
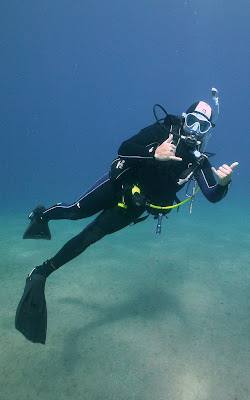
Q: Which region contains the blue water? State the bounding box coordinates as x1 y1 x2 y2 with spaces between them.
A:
0 1 249 399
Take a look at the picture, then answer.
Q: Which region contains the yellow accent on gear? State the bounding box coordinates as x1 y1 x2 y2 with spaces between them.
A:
132 185 141 195
149 188 200 210
118 202 128 209
118 186 200 211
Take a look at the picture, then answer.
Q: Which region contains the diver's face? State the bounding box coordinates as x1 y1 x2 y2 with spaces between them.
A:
183 112 212 139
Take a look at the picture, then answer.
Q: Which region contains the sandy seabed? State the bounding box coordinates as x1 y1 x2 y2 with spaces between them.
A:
0 201 249 400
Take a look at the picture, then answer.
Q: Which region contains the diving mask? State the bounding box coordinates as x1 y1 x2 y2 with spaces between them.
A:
184 112 212 137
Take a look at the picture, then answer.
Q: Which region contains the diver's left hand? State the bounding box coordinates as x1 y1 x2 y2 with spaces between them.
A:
211 162 239 186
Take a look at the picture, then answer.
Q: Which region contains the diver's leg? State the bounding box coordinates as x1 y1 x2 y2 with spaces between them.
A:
42 173 116 221
16 205 145 343
41 173 116 221
23 173 118 239
34 205 145 276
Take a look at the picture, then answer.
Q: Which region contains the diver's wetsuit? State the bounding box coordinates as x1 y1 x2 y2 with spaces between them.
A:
40 115 229 270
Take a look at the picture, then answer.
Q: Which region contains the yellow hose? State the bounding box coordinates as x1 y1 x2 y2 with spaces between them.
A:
148 187 200 210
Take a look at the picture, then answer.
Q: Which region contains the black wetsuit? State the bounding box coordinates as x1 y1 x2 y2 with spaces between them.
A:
40 115 229 270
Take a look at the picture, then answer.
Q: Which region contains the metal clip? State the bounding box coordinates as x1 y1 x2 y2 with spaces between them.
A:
156 213 163 234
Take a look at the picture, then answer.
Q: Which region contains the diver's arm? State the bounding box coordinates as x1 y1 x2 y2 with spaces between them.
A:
111 124 167 181
197 159 231 203
118 123 166 163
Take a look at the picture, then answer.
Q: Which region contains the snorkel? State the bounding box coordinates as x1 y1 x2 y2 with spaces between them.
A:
200 87 220 152
211 87 219 118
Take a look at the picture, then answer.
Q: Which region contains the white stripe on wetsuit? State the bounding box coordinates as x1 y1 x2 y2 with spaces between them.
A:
43 174 110 215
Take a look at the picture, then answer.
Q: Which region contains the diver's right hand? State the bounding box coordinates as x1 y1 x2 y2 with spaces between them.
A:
154 134 182 162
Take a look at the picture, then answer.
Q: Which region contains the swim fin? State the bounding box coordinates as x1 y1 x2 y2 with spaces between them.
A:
15 273 47 344
23 205 51 240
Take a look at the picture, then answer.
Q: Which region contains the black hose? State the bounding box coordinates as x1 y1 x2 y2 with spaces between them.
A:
153 104 182 139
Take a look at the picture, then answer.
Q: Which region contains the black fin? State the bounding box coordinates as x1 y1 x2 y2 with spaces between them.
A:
23 218 51 240
15 274 47 344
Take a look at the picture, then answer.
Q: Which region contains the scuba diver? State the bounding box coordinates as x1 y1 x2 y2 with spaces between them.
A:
15 88 238 344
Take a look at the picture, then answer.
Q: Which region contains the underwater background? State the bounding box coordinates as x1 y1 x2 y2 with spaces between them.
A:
0 1 249 399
